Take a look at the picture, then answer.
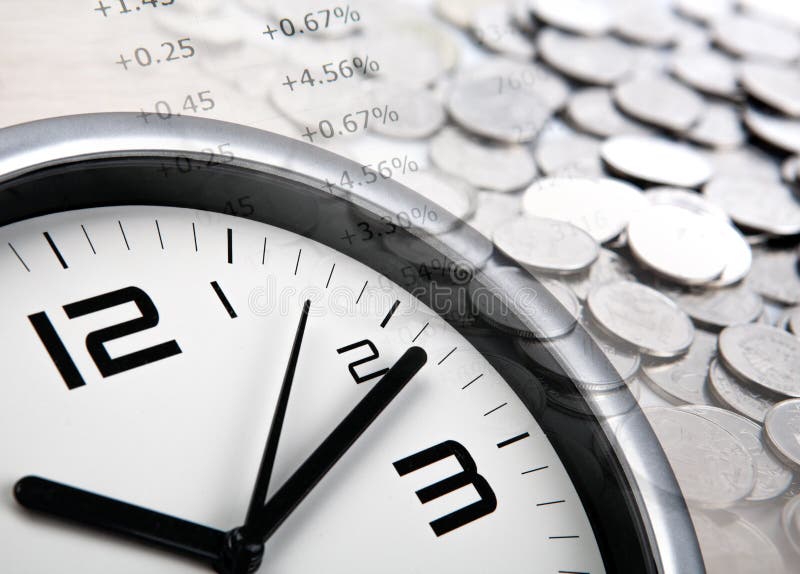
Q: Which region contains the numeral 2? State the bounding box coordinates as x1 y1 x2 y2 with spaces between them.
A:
336 339 389 384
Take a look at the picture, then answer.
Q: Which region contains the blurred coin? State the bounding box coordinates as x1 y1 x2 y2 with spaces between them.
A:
531 128 604 177
687 102 746 149
744 106 800 154
471 3 536 60
447 59 567 143
636 406 755 506
683 405 793 501
398 170 477 224
566 88 651 138
641 330 717 405
709 358 783 423
782 493 800 556
523 177 647 244
740 61 800 118
690 510 784 572
645 187 730 222
670 48 740 100
719 324 800 398
369 84 445 139
510 0 537 33
430 127 537 192
765 399 800 471
713 14 800 62
587 281 695 357
602 135 714 188
710 146 781 181
704 176 800 236
627 204 727 284
614 4 680 47
470 267 579 339
614 74 705 132
493 216 599 275
530 0 615 36
537 28 634 86
674 0 732 23
467 192 521 238
782 155 800 183
561 248 637 301
747 248 800 305
435 0 496 29
740 0 800 29
667 284 763 331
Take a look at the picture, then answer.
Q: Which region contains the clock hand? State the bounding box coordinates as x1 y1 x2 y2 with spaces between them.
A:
223 345 426 567
223 300 310 574
14 475 225 564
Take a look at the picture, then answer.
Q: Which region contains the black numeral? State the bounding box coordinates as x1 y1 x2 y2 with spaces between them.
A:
29 286 182 389
336 339 389 384
393 440 497 537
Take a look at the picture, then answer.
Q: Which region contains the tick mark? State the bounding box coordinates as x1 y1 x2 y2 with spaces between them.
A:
227 228 233 264
537 500 565 507
381 299 400 328
559 571 590 574
192 222 198 252
118 221 130 250
412 322 429 342
437 347 457 365
462 373 483 390
261 237 267 265
81 225 96 254
550 536 580 540
483 402 507 417
8 243 30 272
326 264 336 288
356 281 368 304
211 281 237 319
522 466 549 475
497 432 530 449
43 232 68 269
155 220 165 250
294 249 302 275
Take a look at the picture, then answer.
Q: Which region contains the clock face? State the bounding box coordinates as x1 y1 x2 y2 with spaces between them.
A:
0 204 606 572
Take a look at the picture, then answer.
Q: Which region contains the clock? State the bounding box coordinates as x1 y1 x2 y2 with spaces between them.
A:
0 113 702 573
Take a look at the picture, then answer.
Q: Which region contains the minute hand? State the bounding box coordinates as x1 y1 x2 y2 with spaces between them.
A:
250 345 427 542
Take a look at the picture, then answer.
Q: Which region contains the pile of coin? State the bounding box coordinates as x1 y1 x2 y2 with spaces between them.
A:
158 0 800 570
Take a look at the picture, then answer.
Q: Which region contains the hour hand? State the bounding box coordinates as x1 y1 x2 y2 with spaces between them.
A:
14 476 225 565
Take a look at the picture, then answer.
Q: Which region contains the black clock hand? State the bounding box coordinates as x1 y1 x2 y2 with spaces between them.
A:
230 345 427 556
14 476 225 564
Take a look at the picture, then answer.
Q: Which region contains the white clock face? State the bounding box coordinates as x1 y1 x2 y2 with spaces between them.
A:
0 205 604 573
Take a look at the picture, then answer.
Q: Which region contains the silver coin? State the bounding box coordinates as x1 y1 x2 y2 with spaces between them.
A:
747 248 800 305
493 216 599 275
614 74 705 132
710 146 781 182
713 14 800 62
641 330 717 405
687 102 746 150
635 407 755 507
670 48 741 100
369 84 446 139
683 405 793 501
537 28 634 86
429 127 537 192
587 281 695 357
740 61 800 118
522 177 647 244
614 4 680 47
566 87 652 138
470 267 579 339
783 493 800 557
627 204 727 285
719 324 800 398
782 155 800 184
530 0 615 36
467 191 521 238
397 170 478 227
666 283 763 331
447 59 567 143
435 0 496 29
531 126 604 177
674 0 733 23
690 510 785 572
645 187 730 223
765 399 800 471
471 4 536 60
709 358 783 423
744 106 800 155
704 176 800 236
561 248 637 301
601 135 714 188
